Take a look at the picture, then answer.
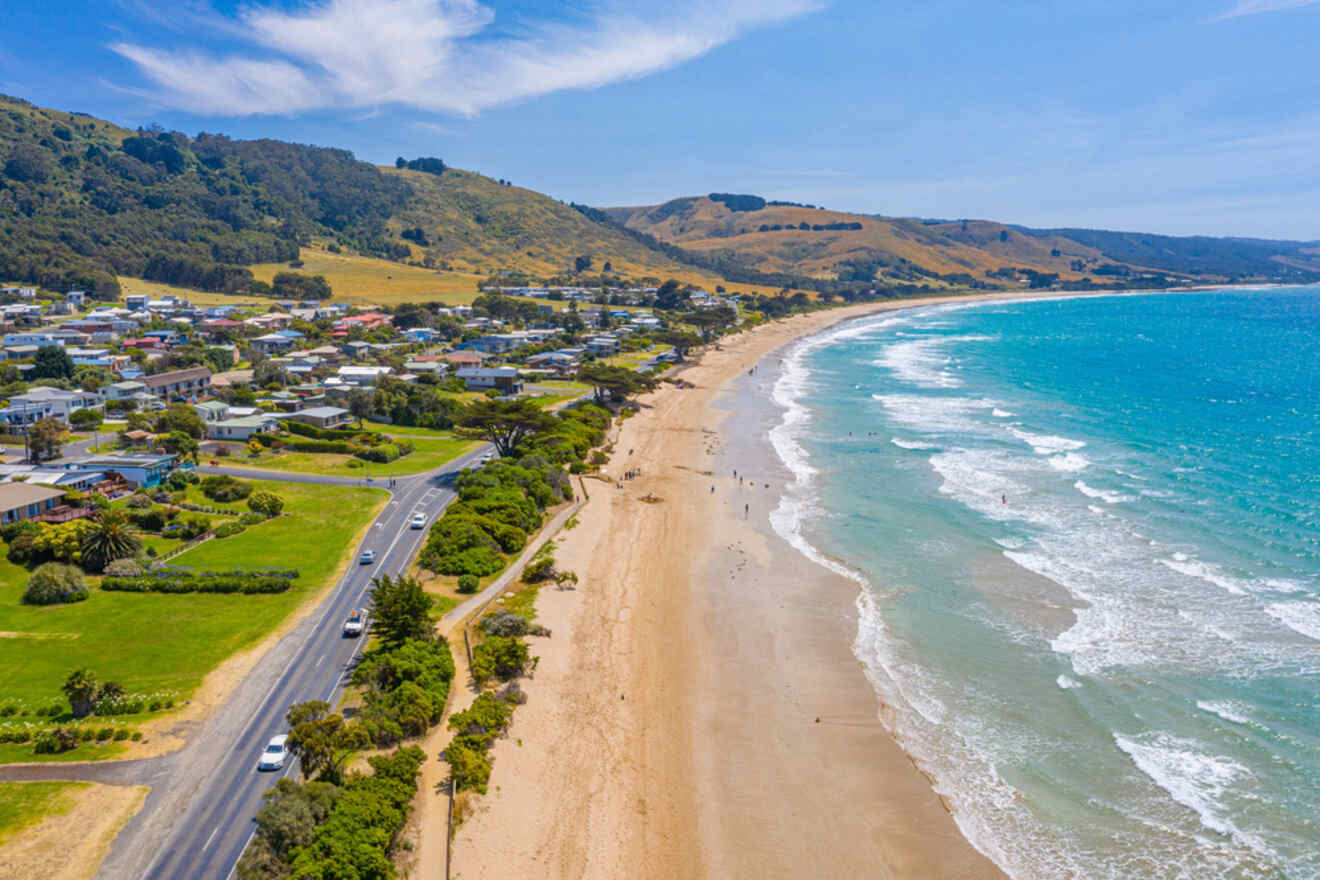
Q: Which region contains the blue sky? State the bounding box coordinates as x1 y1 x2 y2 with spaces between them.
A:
3 0 1319 238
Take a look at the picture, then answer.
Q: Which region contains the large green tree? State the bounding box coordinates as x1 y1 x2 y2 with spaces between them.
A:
26 417 65 461
368 574 434 647
285 701 368 784
32 344 74 380
154 404 204 439
576 363 656 404
454 399 555 458
653 329 702 361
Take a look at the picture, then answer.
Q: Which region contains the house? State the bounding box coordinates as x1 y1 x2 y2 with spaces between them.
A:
337 365 392 386
459 334 528 355
331 312 392 336
194 400 231 424
250 333 297 355
0 388 100 427
61 454 178 489
404 327 437 343
1 287 37 300
585 335 621 357
0 465 108 492
124 294 150 311
0 483 67 524
3 332 60 347
65 290 87 309
142 367 212 403
285 406 352 430
455 367 523 394
209 414 280 441
102 380 148 402
525 351 581 374
435 351 490 368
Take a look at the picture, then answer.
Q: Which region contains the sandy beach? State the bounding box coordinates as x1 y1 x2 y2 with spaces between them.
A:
448 296 1040 879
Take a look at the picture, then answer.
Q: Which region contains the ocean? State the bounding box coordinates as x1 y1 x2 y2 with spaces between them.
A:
767 288 1320 879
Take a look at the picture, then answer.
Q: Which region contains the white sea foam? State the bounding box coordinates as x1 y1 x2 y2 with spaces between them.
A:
873 394 999 436
1056 674 1083 690
992 408 1015 418
1158 557 1250 596
1114 732 1258 847
890 437 935 451
1265 601 1320 641
1007 426 1087 455
1196 700 1253 725
1074 481 1132 504
874 336 964 388
1049 452 1090 473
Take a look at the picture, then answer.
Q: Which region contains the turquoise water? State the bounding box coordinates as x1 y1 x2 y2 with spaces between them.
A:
768 289 1320 879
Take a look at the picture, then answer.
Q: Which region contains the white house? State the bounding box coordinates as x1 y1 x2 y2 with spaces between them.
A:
0 388 100 427
337 365 393 386
456 367 523 394
208 414 281 441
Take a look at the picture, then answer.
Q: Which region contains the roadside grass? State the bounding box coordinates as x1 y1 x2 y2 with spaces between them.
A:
0 481 387 710
0 782 87 845
233 435 479 478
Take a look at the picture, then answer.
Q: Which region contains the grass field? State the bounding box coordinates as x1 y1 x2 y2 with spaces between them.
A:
0 481 387 709
251 248 484 305
0 782 86 845
232 434 478 478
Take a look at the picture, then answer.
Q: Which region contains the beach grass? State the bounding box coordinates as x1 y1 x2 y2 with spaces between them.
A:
0 481 386 708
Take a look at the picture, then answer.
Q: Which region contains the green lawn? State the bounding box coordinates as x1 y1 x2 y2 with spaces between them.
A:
0 481 387 710
0 782 86 845
233 434 478 478
603 344 670 369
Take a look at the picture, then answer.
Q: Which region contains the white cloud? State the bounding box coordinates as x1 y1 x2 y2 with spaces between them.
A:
1214 0 1320 20
111 0 823 116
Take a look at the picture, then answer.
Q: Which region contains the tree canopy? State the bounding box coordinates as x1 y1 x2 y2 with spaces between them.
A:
454 399 556 458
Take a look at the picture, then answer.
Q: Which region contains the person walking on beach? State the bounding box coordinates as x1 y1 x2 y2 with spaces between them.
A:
711 485 716 494
744 503 749 518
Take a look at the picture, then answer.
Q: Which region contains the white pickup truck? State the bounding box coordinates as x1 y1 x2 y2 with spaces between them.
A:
342 608 368 637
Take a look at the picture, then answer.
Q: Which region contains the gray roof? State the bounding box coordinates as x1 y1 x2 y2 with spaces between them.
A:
294 406 350 418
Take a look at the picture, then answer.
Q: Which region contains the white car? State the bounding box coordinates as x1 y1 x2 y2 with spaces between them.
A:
257 734 289 771
409 512 427 529
479 452 495 464
359 549 375 565
343 608 368 637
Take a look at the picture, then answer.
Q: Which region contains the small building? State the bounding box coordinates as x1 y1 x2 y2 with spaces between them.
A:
124 294 150 311
250 333 296 355
585 335 621 357
143 367 212 403
65 290 87 309
62 454 178 489
0 388 100 427
285 406 352 431
337 365 392 386
435 350 491 368
0 483 67 524
194 400 231 424
208 414 281 442
456 367 523 394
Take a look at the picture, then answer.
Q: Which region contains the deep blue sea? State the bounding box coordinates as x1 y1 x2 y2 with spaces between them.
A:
768 288 1320 879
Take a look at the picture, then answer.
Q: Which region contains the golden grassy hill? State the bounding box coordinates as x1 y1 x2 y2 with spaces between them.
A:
610 197 1101 283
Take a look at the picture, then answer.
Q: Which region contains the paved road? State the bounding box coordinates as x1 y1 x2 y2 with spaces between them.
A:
81 442 492 880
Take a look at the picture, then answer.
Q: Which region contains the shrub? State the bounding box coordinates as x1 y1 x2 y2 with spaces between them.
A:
471 636 530 683
124 493 152 509
199 474 251 502
480 610 547 638
214 521 246 539
33 727 78 754
102 566 299 594
177 514 212 540
23 563 88 606
113 728 131 741
104 558 142 577
96 726 115 741
457 574 479 594
356 443 400 463
129 507 168 532
164 469 199 491
445 741 493 793
247 492 285 517
239 512 266 526
424 545 504 578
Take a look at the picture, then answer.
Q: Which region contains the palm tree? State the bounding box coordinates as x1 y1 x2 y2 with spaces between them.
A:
81 510 143 572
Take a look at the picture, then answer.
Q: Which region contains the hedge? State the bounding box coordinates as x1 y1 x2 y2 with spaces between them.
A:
102 566 299 594
281 420 383 443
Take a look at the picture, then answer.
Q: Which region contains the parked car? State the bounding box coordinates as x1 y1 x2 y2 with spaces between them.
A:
360 549 375 565
343 608 368 637
479 452 495 464
409 512 426 529
257 734 289 771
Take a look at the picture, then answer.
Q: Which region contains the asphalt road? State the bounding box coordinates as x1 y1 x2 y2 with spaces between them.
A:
92 442 492 880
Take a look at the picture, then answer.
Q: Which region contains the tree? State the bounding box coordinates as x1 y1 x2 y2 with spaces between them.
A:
574 255 592 273
271 272 332 301
81 509 144 572
576 363 656 404
284 701 368 784
160 430 200 464
683 305 737 341
27 418 66 462
155 404 204 439
62 668 99 718
32 344 74 380
454 399 555 458
346 388 374 427
368 574 434 646
654 329 702 362
68 407 104 431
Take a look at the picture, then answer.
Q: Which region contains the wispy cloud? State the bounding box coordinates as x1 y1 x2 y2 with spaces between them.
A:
1213 0 1320 20
111 0 824 116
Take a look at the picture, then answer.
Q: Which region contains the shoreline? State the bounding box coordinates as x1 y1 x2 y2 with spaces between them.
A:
446 293 1048 878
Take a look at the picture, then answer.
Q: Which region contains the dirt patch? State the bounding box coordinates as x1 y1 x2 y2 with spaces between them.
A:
0 783 148 880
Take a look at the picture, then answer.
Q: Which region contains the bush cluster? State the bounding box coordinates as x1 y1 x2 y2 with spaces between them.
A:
213 521 246 539
199 474 251 502
22 562 88 605
102 566 298 594
443 692 514 793
350 637 455 747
